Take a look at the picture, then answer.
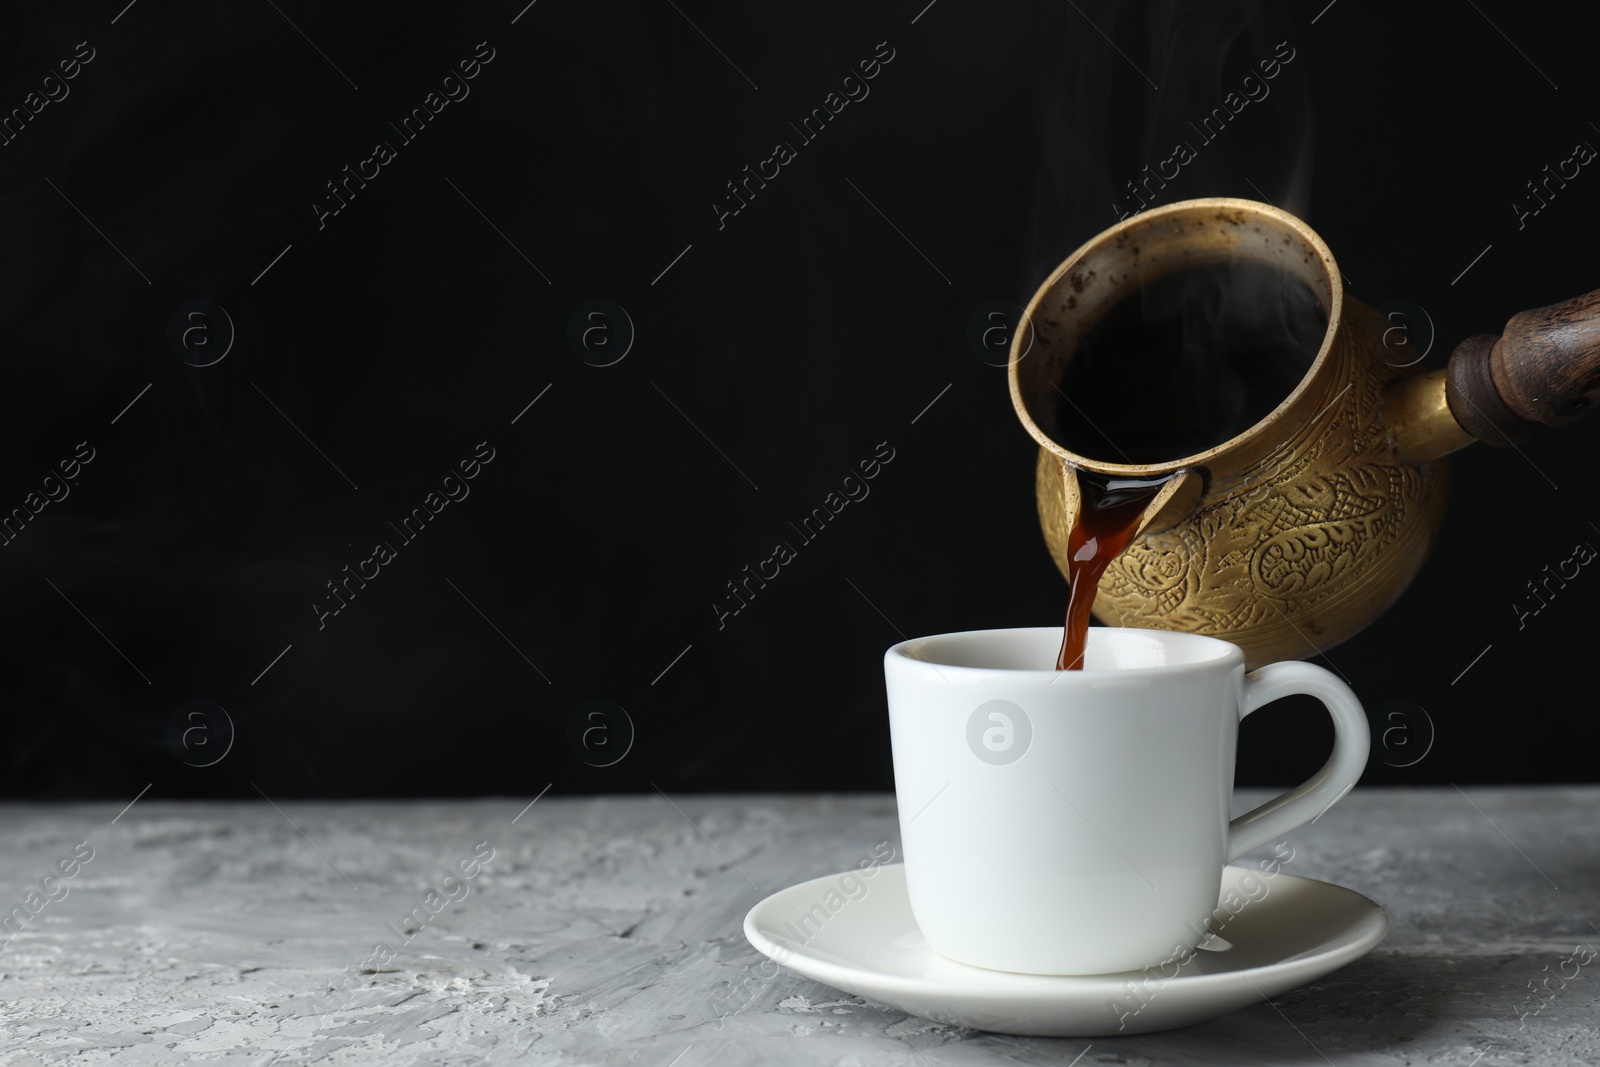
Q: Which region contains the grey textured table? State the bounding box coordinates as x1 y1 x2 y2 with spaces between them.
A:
0 788 1595 1065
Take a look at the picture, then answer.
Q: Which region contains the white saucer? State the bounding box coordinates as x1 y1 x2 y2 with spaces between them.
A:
743 863 1386 1036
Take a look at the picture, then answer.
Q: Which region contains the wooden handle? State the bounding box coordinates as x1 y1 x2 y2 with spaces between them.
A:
1446 288 1600 445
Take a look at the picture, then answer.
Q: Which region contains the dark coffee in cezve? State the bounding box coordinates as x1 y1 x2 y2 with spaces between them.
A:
1053 261 1326 466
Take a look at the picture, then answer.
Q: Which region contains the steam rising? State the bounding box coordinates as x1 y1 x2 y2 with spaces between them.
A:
1020 0 1314 284
1020 1 1321 466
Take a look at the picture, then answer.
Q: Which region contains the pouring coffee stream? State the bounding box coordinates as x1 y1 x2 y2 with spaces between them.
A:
1055 471 1174 670
1019 198 1600 669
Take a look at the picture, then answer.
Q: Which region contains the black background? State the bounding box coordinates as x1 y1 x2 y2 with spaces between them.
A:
3 0 1597 800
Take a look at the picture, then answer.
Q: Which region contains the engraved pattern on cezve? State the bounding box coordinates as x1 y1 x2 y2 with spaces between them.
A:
1097 345 1427 634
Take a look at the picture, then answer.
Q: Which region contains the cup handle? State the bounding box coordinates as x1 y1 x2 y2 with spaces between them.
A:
1225 661 1371 863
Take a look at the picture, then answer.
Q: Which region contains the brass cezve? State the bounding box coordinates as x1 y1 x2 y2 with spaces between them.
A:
1010 197 1600 667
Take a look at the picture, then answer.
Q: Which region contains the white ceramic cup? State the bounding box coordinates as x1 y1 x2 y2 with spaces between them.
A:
883 626 1369 976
